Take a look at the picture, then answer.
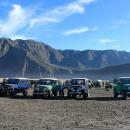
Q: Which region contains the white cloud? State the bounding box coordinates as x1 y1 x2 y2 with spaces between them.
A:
30 0 95 27
0 4 32 37
99 38 117 44
64 27 89 35
10 35 35 40
113 20 128 25
76 0 96 4
64 26 98 35
0 0 96 38
112 45 121 49
91 27 99 31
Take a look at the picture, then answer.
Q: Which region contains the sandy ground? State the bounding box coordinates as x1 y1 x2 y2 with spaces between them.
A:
0 88 130 130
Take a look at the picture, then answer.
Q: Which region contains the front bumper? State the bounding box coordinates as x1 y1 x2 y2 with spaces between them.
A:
0 89 8 93
69 91 82 95
33 91 49 95
126 91 130 95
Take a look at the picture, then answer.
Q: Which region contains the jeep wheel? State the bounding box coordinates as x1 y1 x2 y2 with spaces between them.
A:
83 92 88 99
67 93 71 99
59 91 64 98
113 90 118 99
72 94 76 99
9 92 16 97
33 94 37 98
48 92 51 98
23 90 28 97
121 91 127 100
42 94 45 99
67 90 71 98
53 92 57 97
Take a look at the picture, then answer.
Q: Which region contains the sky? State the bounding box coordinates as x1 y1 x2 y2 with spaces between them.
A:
0 0 130 51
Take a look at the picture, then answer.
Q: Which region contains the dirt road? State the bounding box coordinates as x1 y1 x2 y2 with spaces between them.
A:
0 88 130 130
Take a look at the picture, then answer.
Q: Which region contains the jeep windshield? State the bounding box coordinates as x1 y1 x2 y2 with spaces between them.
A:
71 79 85 85
6 79 20 84
38 79 57 85
120 79 130 84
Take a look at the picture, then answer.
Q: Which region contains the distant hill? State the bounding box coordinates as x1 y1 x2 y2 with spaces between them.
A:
59 63 130 80
0 38 130 79
91 63 130 80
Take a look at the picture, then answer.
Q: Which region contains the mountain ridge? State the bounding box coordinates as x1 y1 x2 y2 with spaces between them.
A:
0 38 130 79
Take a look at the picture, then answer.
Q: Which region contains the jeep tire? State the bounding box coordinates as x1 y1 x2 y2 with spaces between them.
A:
72 94 76 99
83 92 88 99
121 91 127 100
9 92 16 97
67 93 71 98
48 91 51 98
53 91 57 97
33 94 37 98
113 89 118 99
23 90 28 97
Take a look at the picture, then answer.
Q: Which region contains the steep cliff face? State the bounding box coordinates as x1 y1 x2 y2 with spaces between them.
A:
0 38 130 78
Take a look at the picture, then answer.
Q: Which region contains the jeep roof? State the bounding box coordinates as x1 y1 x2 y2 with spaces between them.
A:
9 77 30 80
71 78 88 80
39 78 59 81
117 77 130 79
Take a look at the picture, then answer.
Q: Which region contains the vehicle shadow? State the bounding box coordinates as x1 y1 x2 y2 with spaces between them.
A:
0 95 10 98
8 95 34 100
9 95 69 100
75 97 118 101
8 95 130 101
77 96 130 101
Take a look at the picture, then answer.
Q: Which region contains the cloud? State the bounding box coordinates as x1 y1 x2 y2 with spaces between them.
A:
99 38 121 50
0 0 96 38
0 4 33 37
113 20 128 25
10 35 35 40
91 27 99 31
112 45 121 49
30 0 95 27
99 38 117 44
64 26 98 35
64 27 89 35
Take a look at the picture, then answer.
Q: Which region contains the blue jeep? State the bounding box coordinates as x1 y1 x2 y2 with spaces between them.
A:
4 78 31 97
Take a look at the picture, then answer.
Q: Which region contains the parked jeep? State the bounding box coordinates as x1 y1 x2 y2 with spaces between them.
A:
33 78 62 98
0 84 8 95
91 80 101 88
0 78 9 96
4 78 31 97
68 78 89 99
113 77 130 100
105 81 113 91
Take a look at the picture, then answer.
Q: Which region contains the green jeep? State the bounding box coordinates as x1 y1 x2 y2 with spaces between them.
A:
113 77 130 100
33 78 61 98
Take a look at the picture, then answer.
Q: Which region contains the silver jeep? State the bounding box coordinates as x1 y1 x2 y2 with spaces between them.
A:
68 78 89 99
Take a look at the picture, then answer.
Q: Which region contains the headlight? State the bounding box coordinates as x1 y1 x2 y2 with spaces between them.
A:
43 87 49 91
70 87 74 91
78 87 82 91
9 86 16 89
81 86 86 89
35 87 39 91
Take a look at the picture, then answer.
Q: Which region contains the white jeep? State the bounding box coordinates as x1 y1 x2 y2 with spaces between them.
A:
68 78 89 99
